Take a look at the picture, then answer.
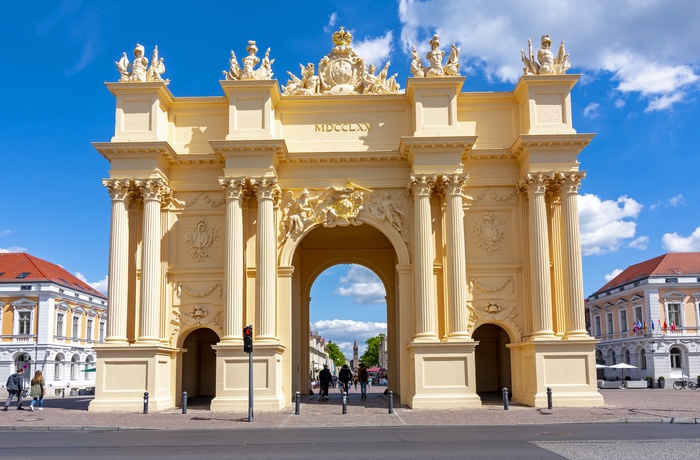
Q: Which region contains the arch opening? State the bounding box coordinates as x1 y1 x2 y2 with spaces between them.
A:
473 324 512 402
181 328 220 408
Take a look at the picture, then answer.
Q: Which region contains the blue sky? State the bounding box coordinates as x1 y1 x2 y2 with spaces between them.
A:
2 1 699 357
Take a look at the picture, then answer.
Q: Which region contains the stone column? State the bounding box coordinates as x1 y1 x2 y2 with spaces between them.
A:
547 187 566 337
408 174 439 342
136 179 168 343
439 174 470 340
102 179 131 344
558 172 589 338
251 177 280 341
219 177 247 341
522 173 555 339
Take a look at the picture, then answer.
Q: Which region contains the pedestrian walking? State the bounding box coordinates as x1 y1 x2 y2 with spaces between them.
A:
338 364 352 393
318 365 332 401
358 363 369 398
3 368 25 411
29 370 45 411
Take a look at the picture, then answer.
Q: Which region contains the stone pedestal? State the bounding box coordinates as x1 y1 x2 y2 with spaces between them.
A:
210 342 286 412
408 341 481 409
507 339 604 407
89 345 176 412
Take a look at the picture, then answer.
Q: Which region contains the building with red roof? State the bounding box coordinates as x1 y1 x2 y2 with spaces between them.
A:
585 252 700 387
0 253 107 393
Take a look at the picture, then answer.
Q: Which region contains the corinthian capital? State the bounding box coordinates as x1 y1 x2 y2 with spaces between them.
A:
250 177 280 201
519 172 554 196
407 174 437 197
102 179 132 201
135 178 169 202
219 177 248 201
555 171 586 195
438 174 469 197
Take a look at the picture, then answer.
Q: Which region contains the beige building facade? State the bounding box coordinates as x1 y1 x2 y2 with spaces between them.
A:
91 32 603 412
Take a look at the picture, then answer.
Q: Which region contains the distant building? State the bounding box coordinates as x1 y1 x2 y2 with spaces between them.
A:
309 329 334 382
378 334 388 370
0 253 107 394
585 252 700 383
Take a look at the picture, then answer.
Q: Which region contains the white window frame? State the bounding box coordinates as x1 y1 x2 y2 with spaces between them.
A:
11 298 36 338
667 302 682 327
634 305 643 324
606 313 614 335
54 302 70 338
619 309 628 333
98 320 105 342
594 316 602 338
56 313 65 338
86 318 93 342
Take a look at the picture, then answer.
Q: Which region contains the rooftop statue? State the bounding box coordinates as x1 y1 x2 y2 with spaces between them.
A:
521 35 570 76
223 41 275 81
409 35 460 78
116 44 169 84
282 27 400 96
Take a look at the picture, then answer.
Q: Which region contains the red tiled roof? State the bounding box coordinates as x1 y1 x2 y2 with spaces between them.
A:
0 252 106 298
592 252 700 296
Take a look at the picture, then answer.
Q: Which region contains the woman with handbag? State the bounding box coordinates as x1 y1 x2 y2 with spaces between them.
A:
29 370 45 411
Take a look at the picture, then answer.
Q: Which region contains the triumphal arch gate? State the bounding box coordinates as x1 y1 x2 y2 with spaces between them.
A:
91 30 603 412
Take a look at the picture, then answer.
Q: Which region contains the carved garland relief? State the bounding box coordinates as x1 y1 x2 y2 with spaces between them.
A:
184 219 219 261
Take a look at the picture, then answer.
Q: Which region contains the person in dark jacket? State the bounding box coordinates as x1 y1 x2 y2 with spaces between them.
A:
318 365 332 401
3 368 25 411
338 364 352 393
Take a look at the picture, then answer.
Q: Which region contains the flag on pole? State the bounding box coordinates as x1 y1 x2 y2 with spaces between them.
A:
663 320 668 332
671 321 676 332
633 322 639 332
643 321 647 332
651 320 655 331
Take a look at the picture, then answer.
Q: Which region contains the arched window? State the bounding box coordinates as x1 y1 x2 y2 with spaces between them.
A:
639 349 647 370
623 349 631 364
55 354 64 380
669 347 682 370
70 354 80 380
607 349 616 365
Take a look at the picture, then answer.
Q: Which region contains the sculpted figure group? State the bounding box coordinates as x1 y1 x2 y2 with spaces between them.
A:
115 44 168 84
116 31 571 89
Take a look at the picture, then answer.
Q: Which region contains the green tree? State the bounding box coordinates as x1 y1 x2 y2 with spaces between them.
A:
325 341 346 368
360 333 385 367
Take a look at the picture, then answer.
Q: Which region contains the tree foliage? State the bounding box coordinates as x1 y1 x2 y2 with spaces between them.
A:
360 333 385 367
325 341 346 368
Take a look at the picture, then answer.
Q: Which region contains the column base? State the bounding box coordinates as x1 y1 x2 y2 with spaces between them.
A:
407 341 481 409
210 342 286 412
89 344 177 413
507 339 604 408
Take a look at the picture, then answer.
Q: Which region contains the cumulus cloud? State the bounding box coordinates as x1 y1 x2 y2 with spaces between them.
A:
578 193 642 255
398 0 700 111
75 272 109 295
312 319 387 356
324 12 338 33
604 269 624 282
352 30 394 68
662 226 700 251
336 265 386 304
628 236 649 250
0 246 28 253
583 102 601 118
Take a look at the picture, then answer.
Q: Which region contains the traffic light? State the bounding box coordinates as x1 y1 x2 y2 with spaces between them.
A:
243 326 253 353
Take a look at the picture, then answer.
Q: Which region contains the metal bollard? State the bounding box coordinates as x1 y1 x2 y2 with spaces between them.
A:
143 391 149 414
503 387 509 410
547 387 553 409
295 391 300 415
182 391 187 415
342 390 347 415
388 391 394 414
62 389 65 398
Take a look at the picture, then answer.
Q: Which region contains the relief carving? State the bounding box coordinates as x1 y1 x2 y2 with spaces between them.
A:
365 192 409 242
471 211 507 254
223 41 275 81
176 282 223 299
171 306 223 343
115 44 168 84
468 278 515 294
184 219 219 261
472 187 517 204
183 193 225 208
467 300 518 322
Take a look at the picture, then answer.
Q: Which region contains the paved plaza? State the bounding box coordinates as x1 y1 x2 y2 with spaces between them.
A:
1 384 699 431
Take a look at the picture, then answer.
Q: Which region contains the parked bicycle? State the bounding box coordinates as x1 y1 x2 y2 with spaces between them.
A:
673 375 698 390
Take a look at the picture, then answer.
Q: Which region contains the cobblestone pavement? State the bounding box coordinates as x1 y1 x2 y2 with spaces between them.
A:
1 385 699 431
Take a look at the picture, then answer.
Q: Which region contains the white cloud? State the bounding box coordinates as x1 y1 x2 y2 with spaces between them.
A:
352 30 394 68
604 269 623 282
0 229 13 236
0 246 28 253
669 194 686 207
312 319 387 357
583 102 601 118
662 226 700 252
628 236 649 250
398 0 700 111
578 193 642 255
324 12 338 33
74 272 108 295
336 265 386 304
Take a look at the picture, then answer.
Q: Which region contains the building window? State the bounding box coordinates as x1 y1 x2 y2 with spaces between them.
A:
668 303 682 327
86 319 93 341
669 347 682 369
634 306 643 324
99 321 105 342
640 349 647 370
20 285 32 290
72 316 79 338
623 349 631 364
620 310 628 332
665 277 678 283
16 272 30 279
18 312 31 335
606 313 614 335
56 313 64 336
594 316 601 338
71 355 79 380
55 355 63 380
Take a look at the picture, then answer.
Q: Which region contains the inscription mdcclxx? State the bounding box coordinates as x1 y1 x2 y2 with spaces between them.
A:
315 122 371 132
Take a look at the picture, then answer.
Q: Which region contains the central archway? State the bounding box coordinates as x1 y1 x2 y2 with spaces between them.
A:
182 328 219 406
289 222 404 398
473 324 512 400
